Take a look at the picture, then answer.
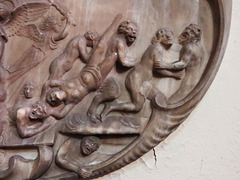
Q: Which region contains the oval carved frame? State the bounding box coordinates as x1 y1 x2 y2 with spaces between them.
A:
0 0 232 179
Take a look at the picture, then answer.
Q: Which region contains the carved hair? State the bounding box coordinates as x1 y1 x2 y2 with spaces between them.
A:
151 28 174 44
84 31 99 41
23 81 38 89
118 21 130 34
117 21 137 35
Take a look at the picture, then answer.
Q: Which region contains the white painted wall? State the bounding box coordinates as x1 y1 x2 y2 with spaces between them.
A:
98 1 240 179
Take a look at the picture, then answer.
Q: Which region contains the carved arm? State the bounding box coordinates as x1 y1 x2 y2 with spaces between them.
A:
50 103 75 120
16 109 53 138
78 42 91 64
154 69 185 79
56 139 80 174
49 0 76 42
52 12 75 42
153 60 186 71
117 42 136 67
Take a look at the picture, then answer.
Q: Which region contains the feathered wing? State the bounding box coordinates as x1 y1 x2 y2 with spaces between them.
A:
4 2 51 38
16 24 44 42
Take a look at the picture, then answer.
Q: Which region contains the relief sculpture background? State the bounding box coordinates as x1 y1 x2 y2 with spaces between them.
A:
0 0 231 179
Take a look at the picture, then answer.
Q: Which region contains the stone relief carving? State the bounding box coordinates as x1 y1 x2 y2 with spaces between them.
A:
0 0 231 179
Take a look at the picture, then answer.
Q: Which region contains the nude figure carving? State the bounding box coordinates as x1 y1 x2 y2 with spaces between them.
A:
100 28 184 118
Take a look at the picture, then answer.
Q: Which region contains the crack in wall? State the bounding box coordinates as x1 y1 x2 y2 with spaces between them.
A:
153 148 157 165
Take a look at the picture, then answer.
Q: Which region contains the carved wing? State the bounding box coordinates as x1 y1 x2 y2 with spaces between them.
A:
16 24 44 42
4 3 51 37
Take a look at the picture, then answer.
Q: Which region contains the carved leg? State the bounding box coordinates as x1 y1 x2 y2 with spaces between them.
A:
87 78 120 122
101 92 145 119
87 94 108 122
101 76 146 118
88 14 122 66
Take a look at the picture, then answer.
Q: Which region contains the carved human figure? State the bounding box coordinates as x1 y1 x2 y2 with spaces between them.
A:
47 31 100 81
34 14 138 120
9 82 54 138
56 136 101 178
163 24 206 103
101 28 184 118
9 82 38 120
99 20 138 80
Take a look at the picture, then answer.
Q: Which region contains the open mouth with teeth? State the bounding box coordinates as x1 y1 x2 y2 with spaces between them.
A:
83 145 92 155
126 34 137 45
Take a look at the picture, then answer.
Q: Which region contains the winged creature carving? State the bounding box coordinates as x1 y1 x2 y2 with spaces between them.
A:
0 0 74 86
0 2 51 41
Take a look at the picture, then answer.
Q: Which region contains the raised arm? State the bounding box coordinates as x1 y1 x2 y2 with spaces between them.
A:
88 14 122 66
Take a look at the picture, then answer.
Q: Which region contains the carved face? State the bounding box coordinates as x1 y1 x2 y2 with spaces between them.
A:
156 28 174 47
81 136 101 156
178 24 202 45
29 101 50 120
46 89 66 107
118 21 138 46
23 83 37 99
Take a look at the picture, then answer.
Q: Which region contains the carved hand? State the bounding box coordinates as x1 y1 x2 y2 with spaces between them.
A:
78 167 92 178
172 62 186 70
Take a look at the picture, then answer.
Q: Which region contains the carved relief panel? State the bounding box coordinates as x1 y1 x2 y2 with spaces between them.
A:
0 0 231 179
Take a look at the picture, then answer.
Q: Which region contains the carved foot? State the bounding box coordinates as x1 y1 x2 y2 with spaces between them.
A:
100 103 113 120
88 114 101 123
87 110 101 123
